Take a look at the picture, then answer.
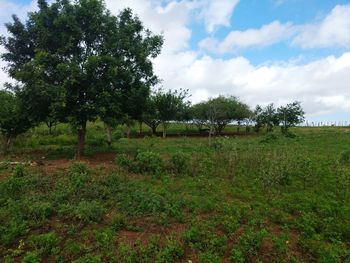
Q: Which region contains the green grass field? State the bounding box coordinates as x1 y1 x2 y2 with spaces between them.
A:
0 124 349 262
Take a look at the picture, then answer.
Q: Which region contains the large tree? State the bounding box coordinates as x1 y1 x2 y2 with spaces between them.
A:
1 0 163 157
143 89 188 138
204 96 248 135
277 101 305 134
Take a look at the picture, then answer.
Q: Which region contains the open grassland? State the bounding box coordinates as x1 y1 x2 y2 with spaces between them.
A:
0 125 350 262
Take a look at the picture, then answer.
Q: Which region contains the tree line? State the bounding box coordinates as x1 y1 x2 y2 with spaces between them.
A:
0 0 304 155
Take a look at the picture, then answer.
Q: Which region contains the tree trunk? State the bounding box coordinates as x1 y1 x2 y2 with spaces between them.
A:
151 124 157 135
126 125 131 138
138 121 143 135
208 125 214 146
106 124 113 147
3 136 11 154
76 123 86 158
162 122 167 138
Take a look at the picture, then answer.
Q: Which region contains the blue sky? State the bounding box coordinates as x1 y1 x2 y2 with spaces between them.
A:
1 0 350 123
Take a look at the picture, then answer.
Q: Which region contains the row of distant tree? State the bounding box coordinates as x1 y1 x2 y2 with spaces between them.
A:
0 0 304 155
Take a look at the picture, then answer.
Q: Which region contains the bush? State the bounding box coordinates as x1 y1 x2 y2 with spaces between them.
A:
22 251 41 263
171 151 190 174
29 232 59 256
115 154 132 170
230 228 267 262
156 237 184 263
73 201 106 223
68 162 90 189
13 164 26 178
58 201 106 223
0 220 28 246
135 151 163 174
28 202 53 223
69 162 89 176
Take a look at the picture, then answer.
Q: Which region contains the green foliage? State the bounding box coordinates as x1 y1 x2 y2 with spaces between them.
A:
0 90 32 152
135 151 163 174
170 151 190 174
230 228 268 262
192 96 251 134
12 164 26 178
29 232 59 256
1 1 163 156
156 237 184 263
22 251 41 263
72 255 103 263
142 89 189 137
278 101 305 134
69 201 106 223
183 222 227 255
115 154 132 170
0 127 349 262
259 132 278 143
339 150 350 164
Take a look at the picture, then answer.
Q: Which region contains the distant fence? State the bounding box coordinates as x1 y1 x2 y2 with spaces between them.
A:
298 121 350 127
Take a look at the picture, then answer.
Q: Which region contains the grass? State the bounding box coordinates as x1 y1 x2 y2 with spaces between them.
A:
0 123 349 262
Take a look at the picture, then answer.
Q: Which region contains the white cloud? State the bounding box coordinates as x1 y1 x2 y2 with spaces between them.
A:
160 52 350 118
293 4 350 48
200 21 294 53
0 0 38 87
201 4 350 53
1 0 350 121
197 0 240 33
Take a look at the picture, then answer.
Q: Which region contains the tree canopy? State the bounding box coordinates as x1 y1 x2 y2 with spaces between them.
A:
1 0 163 156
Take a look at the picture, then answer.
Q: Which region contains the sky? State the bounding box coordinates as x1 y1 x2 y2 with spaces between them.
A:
1 0 350 122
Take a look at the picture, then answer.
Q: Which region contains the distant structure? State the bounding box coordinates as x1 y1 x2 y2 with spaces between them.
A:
299 121 350 127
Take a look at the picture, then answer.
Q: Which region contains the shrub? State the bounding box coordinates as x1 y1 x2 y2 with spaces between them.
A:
28 202 53 223
109 214 126 231
135 151 163 174
0 220 28 246
95 228 114 248
115 154 132 170
13 164 26 178
2 176 23 199
68 162 90 189
155 237 184 263
230 228 267 262
22 251 41 263
74 201 106 223
69 162 89 176
171 151 190 174
183 223 227 254
29 232 59 256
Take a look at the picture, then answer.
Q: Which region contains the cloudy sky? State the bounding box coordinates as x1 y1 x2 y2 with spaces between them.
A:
1 0 350 122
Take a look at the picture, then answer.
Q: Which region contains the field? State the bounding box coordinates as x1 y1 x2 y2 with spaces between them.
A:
0 124 350 262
